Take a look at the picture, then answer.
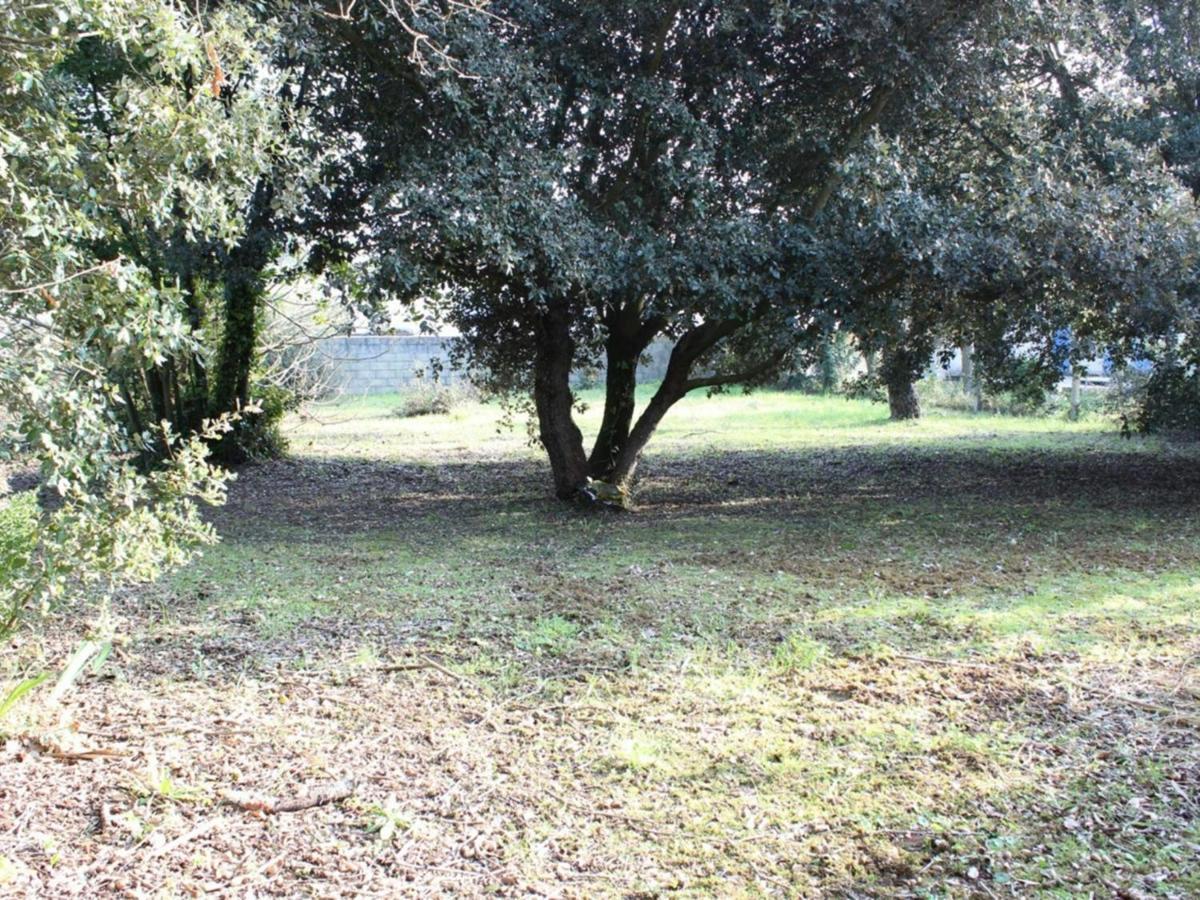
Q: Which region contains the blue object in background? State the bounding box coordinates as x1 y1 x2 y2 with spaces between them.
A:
1053 329 1074 374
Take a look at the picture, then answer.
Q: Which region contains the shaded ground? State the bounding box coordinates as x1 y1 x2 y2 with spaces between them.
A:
2 393 1199 897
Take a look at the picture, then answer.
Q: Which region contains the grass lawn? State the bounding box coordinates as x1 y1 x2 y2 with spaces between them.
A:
3 390 1199 897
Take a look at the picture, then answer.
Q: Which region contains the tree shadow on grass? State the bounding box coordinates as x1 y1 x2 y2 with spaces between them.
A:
217 441 1200 533
207 444 1200 614
153 440 1200 677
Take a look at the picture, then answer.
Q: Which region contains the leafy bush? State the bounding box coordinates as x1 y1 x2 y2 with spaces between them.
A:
0 492 39 637
215 384 296 462
1103 367 1150 422
395 381 477 418
573 365 604 390
1133 362 1200 435
0 0 263 641
842 372 886 403
996 359 1052 414
917 375 1108 419
779 334 861 394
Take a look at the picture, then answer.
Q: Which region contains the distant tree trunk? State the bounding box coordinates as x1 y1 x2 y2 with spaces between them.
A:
533 309 590 499
208 181 276 462
960 343 981 412
167 197 209 434
212 267 260 412
864 349 878 381
179 267 209 434
144 366 169 427
1069 366 1081 421
819 336 839 392
881 345 922 421
886 375 921 420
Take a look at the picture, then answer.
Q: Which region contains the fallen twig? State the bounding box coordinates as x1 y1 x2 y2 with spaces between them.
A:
381 655 481 689
890 653 995 670
24 734 130 761
1060 676 1200 728
220 778 356 814
152 818 219 857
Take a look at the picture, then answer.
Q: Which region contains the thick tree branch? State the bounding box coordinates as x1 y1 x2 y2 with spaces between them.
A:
683 348 789 393
594 4 681 213
805 84 897 220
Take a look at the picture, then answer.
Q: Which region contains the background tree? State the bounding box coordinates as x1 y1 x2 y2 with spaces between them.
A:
61 1 326 462
1100 0 1200 432
830 2 1200 420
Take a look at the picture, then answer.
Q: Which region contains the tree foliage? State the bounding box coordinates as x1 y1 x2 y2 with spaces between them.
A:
337 0 1200 490
0 0 285 635
342 1 1050 496
6 0 1200 555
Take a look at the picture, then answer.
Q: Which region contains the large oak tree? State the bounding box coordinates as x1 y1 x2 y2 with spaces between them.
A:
329 0 1200 496
347 1 1047 498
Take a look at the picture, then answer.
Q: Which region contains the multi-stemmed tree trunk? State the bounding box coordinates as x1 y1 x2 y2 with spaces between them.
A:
587 349 639 478
602 320 738 487
586 306 664 480
534 312 688 500
533 308 783 502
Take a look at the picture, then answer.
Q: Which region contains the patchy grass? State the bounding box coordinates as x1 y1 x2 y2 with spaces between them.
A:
3 391 1199 897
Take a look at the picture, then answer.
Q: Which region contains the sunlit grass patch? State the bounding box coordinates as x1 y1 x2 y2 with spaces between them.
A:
771 632 829 672
516 615 581 657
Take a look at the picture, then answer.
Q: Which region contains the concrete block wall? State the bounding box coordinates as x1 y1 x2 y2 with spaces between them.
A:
316 335 675 396
317 336 460 396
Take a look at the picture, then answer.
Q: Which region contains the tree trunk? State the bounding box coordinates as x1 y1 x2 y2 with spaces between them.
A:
533 309 589 499
606 322 729 487
212 179 275 418
819 336 838 392
1068 366 1081 421
181 268 209 433
212 268 260 413
588 336 640 480
166 196 209 435
144 366 169 427
607 386 679 489
960 343 981 412
886 375 921 420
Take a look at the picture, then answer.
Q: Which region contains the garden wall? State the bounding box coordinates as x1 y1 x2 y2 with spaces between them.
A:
316 335 674 396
